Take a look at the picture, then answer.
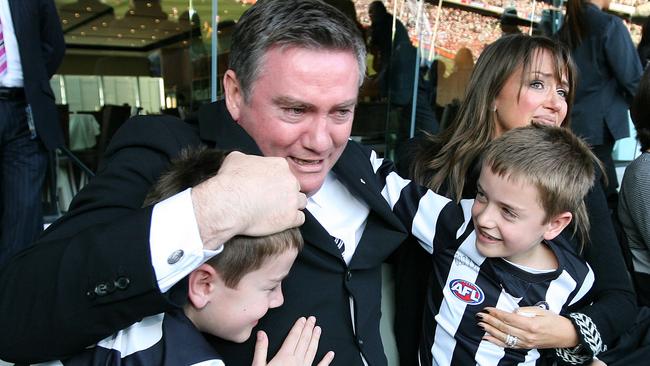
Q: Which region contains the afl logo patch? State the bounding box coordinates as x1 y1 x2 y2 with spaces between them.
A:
449 279 485 305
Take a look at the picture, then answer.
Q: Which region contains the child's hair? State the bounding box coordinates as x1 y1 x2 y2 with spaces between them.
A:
144 146 303 288
481 124 598 248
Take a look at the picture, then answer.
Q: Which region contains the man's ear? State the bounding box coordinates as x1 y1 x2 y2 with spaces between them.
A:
187 263 221 309
543 212 572 241
223 70 243 122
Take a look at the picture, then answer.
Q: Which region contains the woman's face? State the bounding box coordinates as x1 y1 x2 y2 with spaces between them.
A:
493 49 569 137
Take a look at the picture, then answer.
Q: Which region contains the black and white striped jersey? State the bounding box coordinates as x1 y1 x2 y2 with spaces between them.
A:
373 154 595 366
38 309 224 366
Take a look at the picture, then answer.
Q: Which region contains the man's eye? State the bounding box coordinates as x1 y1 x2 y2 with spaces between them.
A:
284 107 305 115
335 109 352 117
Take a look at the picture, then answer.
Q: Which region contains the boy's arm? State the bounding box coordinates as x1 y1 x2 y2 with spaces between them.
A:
369 150 466 254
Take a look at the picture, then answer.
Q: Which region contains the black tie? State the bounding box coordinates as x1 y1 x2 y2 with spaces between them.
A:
332 236 345 254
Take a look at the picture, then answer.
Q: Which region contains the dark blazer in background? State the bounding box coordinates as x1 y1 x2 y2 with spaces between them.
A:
568 3 641 145
9 0 65 150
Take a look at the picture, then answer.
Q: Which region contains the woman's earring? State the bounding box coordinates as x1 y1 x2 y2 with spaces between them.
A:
491 105 497 112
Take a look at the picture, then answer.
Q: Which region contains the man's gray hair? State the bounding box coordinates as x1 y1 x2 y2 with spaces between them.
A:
228 0 367 102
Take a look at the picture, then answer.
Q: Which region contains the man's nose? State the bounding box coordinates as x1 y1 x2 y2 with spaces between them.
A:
304 116 333 152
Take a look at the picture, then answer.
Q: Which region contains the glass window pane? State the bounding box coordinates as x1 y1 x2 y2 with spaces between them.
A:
102 76 139 108
63 75 102 112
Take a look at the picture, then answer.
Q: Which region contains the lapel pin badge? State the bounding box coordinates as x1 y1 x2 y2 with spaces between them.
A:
360 178 366 185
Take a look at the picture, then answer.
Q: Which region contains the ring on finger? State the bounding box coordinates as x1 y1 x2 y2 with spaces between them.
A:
505 334 518 348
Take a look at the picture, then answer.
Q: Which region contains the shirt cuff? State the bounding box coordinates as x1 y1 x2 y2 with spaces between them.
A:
150 188 222 293
555 312 604 365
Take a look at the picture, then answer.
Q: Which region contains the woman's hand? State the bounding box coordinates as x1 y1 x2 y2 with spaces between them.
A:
252 316 335 366
477 306 579 349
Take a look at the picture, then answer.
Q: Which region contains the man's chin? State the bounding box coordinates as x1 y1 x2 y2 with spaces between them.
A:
299 176 327 197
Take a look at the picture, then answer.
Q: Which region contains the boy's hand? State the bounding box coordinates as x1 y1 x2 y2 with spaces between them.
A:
252 316 335 366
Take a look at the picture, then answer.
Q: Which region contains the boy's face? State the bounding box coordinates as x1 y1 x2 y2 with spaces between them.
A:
471 166 558 266
200 248 298 343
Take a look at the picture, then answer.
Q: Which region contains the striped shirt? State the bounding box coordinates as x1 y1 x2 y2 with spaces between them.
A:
372 153 594 366
37 309 224 366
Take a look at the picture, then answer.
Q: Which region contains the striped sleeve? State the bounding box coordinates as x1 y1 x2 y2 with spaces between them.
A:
369 150 463 254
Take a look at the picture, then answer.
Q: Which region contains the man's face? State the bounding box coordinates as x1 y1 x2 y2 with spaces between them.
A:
225 46 359 196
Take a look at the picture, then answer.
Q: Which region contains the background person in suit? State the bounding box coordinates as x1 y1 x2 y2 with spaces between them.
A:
558 0 642 208
0 0 65 266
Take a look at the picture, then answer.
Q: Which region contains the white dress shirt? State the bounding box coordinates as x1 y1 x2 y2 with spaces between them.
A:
307 171 369 264
149 188 221 293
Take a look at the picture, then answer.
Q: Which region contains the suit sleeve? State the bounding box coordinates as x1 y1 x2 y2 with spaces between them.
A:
604 18 642 104
0 116 202 363
39 0 65 77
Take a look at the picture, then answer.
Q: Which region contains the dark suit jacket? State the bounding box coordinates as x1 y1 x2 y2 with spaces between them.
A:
8 0 65 150
0 100 407 366
567 3 642 145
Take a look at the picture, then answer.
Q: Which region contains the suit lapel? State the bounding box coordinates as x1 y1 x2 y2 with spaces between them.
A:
300 210 347 260
201 100 261 155
332 143 409 267
333 142 406 231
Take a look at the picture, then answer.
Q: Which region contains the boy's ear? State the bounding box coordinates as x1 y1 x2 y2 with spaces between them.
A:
543 212 572 241
223 70 243 122
187 263 221 309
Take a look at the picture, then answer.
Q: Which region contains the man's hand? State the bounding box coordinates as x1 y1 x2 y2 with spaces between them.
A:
252 317 334 366
192 152 306 250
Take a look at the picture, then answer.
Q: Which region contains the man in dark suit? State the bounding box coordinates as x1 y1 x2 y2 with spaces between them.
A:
559 0 642 205
0 0 65 265
0 1 410 365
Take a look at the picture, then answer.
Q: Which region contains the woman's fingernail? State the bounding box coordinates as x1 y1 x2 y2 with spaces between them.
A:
476 312 484 319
